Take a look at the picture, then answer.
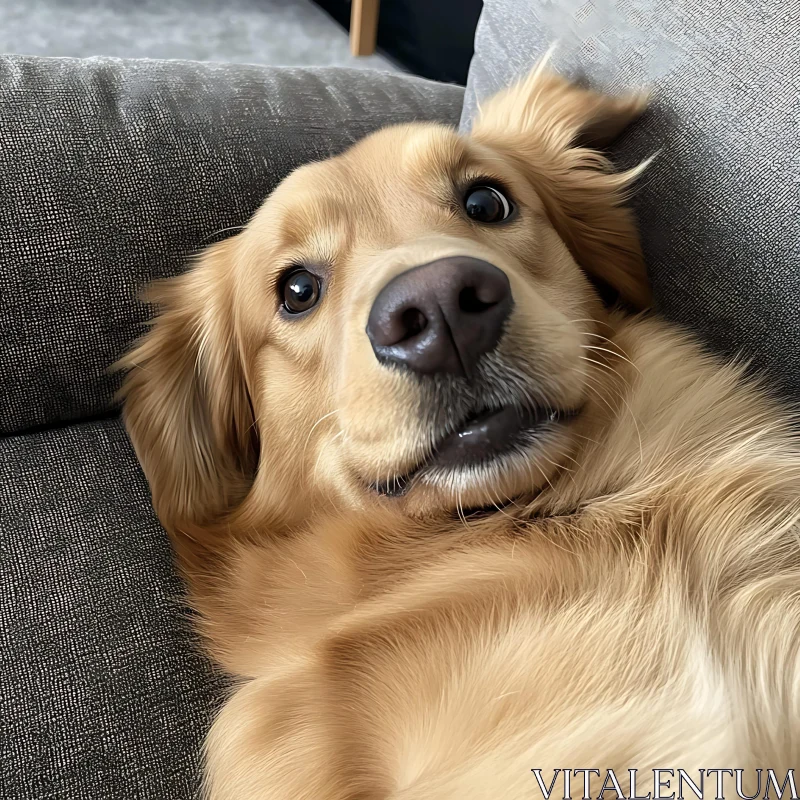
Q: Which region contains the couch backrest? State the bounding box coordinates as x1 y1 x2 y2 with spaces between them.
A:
462 0 800 401
0 57 464 435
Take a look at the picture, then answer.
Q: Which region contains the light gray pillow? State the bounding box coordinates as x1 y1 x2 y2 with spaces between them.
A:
462 0 800 401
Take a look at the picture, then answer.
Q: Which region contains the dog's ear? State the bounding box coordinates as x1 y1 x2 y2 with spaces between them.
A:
470 55 652 309
119 237 258 530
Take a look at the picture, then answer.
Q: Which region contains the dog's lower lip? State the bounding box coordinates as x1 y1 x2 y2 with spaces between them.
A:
370 404 573 497
433 405 556 468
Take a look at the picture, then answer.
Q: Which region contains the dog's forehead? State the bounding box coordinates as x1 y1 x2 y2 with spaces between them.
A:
345 122 469 185
254 123 471 250
280 123 466 194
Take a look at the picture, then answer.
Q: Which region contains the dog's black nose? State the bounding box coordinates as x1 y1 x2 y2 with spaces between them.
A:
366 256 513 378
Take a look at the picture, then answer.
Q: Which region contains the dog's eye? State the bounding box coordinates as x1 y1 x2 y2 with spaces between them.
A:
464 185 513 223
282 269 321 314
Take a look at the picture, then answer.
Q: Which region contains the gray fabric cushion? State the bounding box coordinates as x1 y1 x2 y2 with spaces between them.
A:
0 56 464 435
462 0 800 400
0 418 224 799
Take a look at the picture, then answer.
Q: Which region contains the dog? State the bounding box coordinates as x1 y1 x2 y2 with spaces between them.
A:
120 57 800 800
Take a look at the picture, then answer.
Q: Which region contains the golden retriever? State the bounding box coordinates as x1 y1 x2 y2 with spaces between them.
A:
120 56 800 800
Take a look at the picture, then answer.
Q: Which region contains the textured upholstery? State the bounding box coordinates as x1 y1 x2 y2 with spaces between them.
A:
0 418 224 799
0 57 464 799
462 0 800 401
0 56 465 435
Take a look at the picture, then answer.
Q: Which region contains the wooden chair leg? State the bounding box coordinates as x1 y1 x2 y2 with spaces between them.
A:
350 0 380 56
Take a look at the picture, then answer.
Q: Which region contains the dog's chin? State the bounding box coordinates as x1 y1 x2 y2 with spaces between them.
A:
367 402 581 516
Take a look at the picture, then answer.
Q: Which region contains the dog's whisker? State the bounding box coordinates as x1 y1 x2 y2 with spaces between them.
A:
572 432 602 447
566 317 616 332
579 355 631 387
581 358 645 467
302 409 341 466
540 451 576 482
581 343 642 376
527 452 557 496
580 372 620 421
579 370 645 468
200 224 247 243
456 490 469 528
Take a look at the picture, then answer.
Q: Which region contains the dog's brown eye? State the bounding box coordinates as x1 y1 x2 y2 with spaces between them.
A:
282 269 321 314
464 185 513 223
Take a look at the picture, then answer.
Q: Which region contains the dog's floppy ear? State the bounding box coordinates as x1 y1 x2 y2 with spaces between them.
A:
119 237 258 530
470 54 652 309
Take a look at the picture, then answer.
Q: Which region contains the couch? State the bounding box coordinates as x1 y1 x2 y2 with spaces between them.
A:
1 1 796 797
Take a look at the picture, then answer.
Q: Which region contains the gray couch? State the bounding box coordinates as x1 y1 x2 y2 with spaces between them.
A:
1 1 796 797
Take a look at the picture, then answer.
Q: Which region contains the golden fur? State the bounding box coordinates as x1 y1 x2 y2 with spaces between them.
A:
119 57 800 799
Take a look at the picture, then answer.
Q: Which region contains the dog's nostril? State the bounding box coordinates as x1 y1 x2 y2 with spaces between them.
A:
367 257 512 377
401 308 427 339
459 285 495 314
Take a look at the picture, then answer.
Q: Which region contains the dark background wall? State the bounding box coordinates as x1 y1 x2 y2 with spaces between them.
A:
314 0 483 85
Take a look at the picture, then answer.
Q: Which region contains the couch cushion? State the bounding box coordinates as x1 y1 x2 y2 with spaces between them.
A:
0 418 224 799
462 0 799 400
0 56 465 435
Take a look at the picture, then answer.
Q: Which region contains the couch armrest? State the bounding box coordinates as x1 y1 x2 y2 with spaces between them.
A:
0 56 464 435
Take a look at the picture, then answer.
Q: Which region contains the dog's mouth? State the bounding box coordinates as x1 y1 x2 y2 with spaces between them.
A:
370 403 578 498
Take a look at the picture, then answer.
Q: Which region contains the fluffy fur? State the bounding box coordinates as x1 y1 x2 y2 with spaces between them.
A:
120 57 800 799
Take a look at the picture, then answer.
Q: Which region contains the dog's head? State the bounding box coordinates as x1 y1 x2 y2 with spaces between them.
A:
121 62 650 530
